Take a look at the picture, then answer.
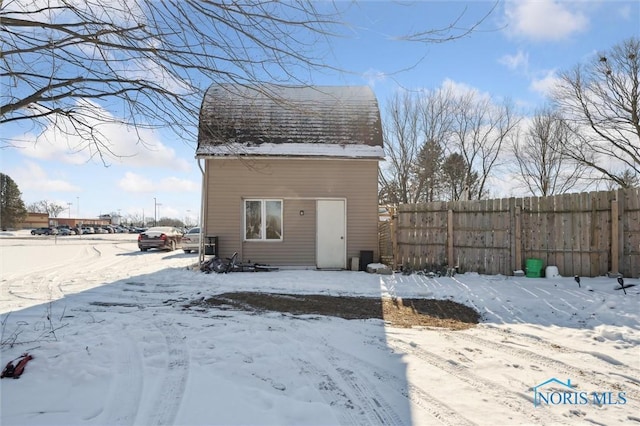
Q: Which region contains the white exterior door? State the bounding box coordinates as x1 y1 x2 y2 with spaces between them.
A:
316 200 346 269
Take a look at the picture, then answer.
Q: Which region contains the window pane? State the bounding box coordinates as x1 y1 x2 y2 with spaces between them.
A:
245 200 262 239
265 200 282 240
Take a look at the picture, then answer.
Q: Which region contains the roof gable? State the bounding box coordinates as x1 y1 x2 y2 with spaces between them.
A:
197 84 383 158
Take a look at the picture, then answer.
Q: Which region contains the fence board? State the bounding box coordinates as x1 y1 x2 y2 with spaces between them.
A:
580 192 591 277
623 188 640 277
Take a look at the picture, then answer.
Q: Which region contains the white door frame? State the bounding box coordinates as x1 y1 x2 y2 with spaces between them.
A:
316 199 346 269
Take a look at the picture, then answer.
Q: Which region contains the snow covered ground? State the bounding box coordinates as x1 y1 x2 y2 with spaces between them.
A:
1 230 638 425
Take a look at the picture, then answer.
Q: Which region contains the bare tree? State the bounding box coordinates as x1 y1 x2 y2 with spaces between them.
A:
123 212 143 227
2 1 496 162
449 92 519 200
380 86 458 204
26 200 65 217
379 91 423 204
378 180 401 206
414 88 455 202
551 37 640 188
511 108 591 196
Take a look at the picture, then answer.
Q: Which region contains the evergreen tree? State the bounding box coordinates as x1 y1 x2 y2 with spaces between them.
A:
414 139 444 202
0 173 28 230
441 153 480 201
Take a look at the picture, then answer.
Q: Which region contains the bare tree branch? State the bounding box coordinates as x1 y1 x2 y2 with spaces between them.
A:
511 108 591 196
2 0 497 164
552 37 640 188
1 0 344 159
449 92 519 200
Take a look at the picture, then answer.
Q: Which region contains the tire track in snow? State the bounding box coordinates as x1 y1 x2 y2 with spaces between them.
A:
475 325 574 353
147 320 190 426
322 340 475 426
6 242 135 305
387 337 565 425
281 325 408 425
476 325 640 374
443 331 640 406
295 357 370 426
5 247 93 304
102 330 143 425
326 361 404 425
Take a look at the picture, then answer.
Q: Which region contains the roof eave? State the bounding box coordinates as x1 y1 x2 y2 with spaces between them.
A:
195 153 385 161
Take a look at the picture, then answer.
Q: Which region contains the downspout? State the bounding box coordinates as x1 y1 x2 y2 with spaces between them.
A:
198 157 207 265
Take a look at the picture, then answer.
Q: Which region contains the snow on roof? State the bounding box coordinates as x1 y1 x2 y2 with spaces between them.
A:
197 84 383 158
196 142 385 159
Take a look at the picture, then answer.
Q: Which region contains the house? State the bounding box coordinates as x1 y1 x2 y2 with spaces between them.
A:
196 84 384 269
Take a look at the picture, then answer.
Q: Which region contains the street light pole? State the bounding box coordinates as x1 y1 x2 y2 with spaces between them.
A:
154 197 157 226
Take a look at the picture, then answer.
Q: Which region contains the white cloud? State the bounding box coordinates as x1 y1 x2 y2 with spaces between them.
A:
617 4 633 20
9 161 80 193
160 177 199 192
117 172 155 193
530 70 561 97
362 68 387 87
440 79 492 102
117 172 198 193
499 50 529 72
10 100 192 172
503 0 589 41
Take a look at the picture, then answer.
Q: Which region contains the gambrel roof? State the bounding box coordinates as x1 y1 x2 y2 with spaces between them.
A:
196 84 384 159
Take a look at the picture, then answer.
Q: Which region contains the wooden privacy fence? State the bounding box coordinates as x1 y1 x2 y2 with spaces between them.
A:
381 188 640 278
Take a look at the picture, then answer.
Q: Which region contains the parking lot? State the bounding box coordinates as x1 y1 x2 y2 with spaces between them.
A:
0 230 196 314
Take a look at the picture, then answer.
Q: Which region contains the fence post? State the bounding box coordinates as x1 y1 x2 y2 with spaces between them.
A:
447 209 454 268
515 205 522 273
391 206 398 270
611 198 619 274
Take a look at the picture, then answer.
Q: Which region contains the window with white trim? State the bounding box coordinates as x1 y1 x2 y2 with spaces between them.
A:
244 199 282 241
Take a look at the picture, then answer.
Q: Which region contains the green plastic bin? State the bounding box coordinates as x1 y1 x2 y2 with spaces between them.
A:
525 258 543 278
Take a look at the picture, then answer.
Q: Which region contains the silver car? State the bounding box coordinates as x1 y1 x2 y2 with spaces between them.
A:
57 227 72 236
182 227 201 253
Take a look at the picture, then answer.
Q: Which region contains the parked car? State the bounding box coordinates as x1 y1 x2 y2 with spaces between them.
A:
31 227 58 235
137 226 183 251
57 227 73 236
182 227 201 253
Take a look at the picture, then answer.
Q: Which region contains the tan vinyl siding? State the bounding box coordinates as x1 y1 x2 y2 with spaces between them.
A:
204 158 379 266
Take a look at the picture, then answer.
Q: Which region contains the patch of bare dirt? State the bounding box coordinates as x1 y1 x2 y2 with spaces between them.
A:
188 292 480 330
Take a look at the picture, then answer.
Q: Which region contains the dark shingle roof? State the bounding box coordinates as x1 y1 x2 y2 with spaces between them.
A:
197 84 383 157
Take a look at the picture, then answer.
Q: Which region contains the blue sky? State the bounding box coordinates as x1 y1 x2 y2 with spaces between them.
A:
1 0 639 223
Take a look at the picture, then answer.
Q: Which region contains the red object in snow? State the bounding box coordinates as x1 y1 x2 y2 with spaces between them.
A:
1 353 33 379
